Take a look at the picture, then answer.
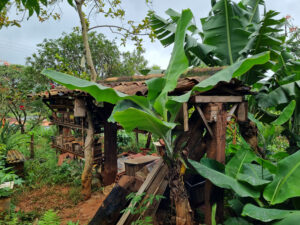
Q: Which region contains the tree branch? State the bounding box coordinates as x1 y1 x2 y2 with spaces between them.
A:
88 24 149 36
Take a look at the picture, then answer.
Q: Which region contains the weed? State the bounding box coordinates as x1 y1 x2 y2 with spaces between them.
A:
68 186 83 205
38 210 60 225
121 192 165 225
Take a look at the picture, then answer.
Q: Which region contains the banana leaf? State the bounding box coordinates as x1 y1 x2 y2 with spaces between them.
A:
271 100 296 125
189 158 260 198
225 141 257 178
201 0 250 65
236 163 272 186
263 151 300 205
242 203 300 222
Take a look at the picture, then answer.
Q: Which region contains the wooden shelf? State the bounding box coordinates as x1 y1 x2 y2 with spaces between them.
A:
52 144 102 163
51 120 85 129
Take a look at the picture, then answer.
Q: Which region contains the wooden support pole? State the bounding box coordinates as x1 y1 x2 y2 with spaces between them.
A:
204 103 227 225
102 121 118 186
135 131 139 150
145 133 152 149
183 102 189 132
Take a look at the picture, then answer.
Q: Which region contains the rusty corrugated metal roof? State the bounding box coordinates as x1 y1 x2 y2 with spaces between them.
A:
6 150 25 164
37 67 250 98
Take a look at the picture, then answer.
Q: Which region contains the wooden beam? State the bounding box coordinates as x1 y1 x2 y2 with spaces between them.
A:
196 106 214 137
227 104 238 121
117 159 164 225
191 96 243 103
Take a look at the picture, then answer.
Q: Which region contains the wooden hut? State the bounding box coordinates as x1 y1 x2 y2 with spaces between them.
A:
39 67 255 224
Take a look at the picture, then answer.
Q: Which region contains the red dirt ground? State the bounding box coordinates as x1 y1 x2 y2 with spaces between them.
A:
15 184 114 225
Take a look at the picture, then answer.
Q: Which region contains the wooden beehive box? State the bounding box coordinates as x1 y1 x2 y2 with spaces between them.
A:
124 155 160 176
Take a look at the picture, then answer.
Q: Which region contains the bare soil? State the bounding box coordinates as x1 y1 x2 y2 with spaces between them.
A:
14 184 114 225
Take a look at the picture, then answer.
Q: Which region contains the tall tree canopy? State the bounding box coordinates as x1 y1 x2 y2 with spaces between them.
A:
26 30 148 80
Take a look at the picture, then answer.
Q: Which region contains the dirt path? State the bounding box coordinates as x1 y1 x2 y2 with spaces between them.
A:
15 184 114 224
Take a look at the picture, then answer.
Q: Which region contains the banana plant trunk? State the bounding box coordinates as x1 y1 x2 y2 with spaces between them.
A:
168 159 193 225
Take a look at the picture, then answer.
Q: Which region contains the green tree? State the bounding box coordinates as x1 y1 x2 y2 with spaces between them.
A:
151 0 300 146
26 30 148 80
0 64 48 134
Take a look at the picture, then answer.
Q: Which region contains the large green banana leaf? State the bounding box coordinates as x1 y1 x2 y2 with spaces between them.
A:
224 217 252 225
192 51 270 92
258 81 300 109
242 203 300 222
236 163 272 186
273 214 300 225
108 100 175 138
150 9 217 67
153 9 193 118
263 151 300 205
239 0 265 25
225 141 257 178
189 159 260 198
201 0 250 65
271 100 296 125
239 10 286 85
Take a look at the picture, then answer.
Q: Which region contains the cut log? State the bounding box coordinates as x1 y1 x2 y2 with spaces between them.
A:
89 176 135 225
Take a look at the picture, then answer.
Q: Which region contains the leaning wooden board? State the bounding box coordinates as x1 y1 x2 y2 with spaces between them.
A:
117 159 164 225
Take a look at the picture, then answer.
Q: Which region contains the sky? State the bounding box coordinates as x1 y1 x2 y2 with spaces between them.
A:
0 0 299 69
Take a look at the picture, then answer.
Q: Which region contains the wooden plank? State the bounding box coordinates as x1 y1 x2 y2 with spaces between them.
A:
141 170 168 218
191 96 243 103
125 164 168 225
124 156 160 165
183 102 189 132
117 159 164 225
227 104 238 121
196 106 214 137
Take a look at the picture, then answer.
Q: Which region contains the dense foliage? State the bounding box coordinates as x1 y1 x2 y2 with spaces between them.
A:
0 64 48 133
26 30 148 80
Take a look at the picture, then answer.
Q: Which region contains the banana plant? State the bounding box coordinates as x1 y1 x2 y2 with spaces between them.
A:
42 9 270 224
189 141 300 224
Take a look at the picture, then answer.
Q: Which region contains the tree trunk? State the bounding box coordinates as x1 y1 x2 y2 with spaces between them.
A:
76 0 98 82
81 109 94 200
168 160 193 225
30 134 34 159
20 124 25 134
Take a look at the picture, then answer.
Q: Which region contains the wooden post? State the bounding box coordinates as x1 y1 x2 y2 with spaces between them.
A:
102 121 118 186
183 102 189 132
204 103 227 225
145 133 152 149
135 131 139 151
30 134 34 159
